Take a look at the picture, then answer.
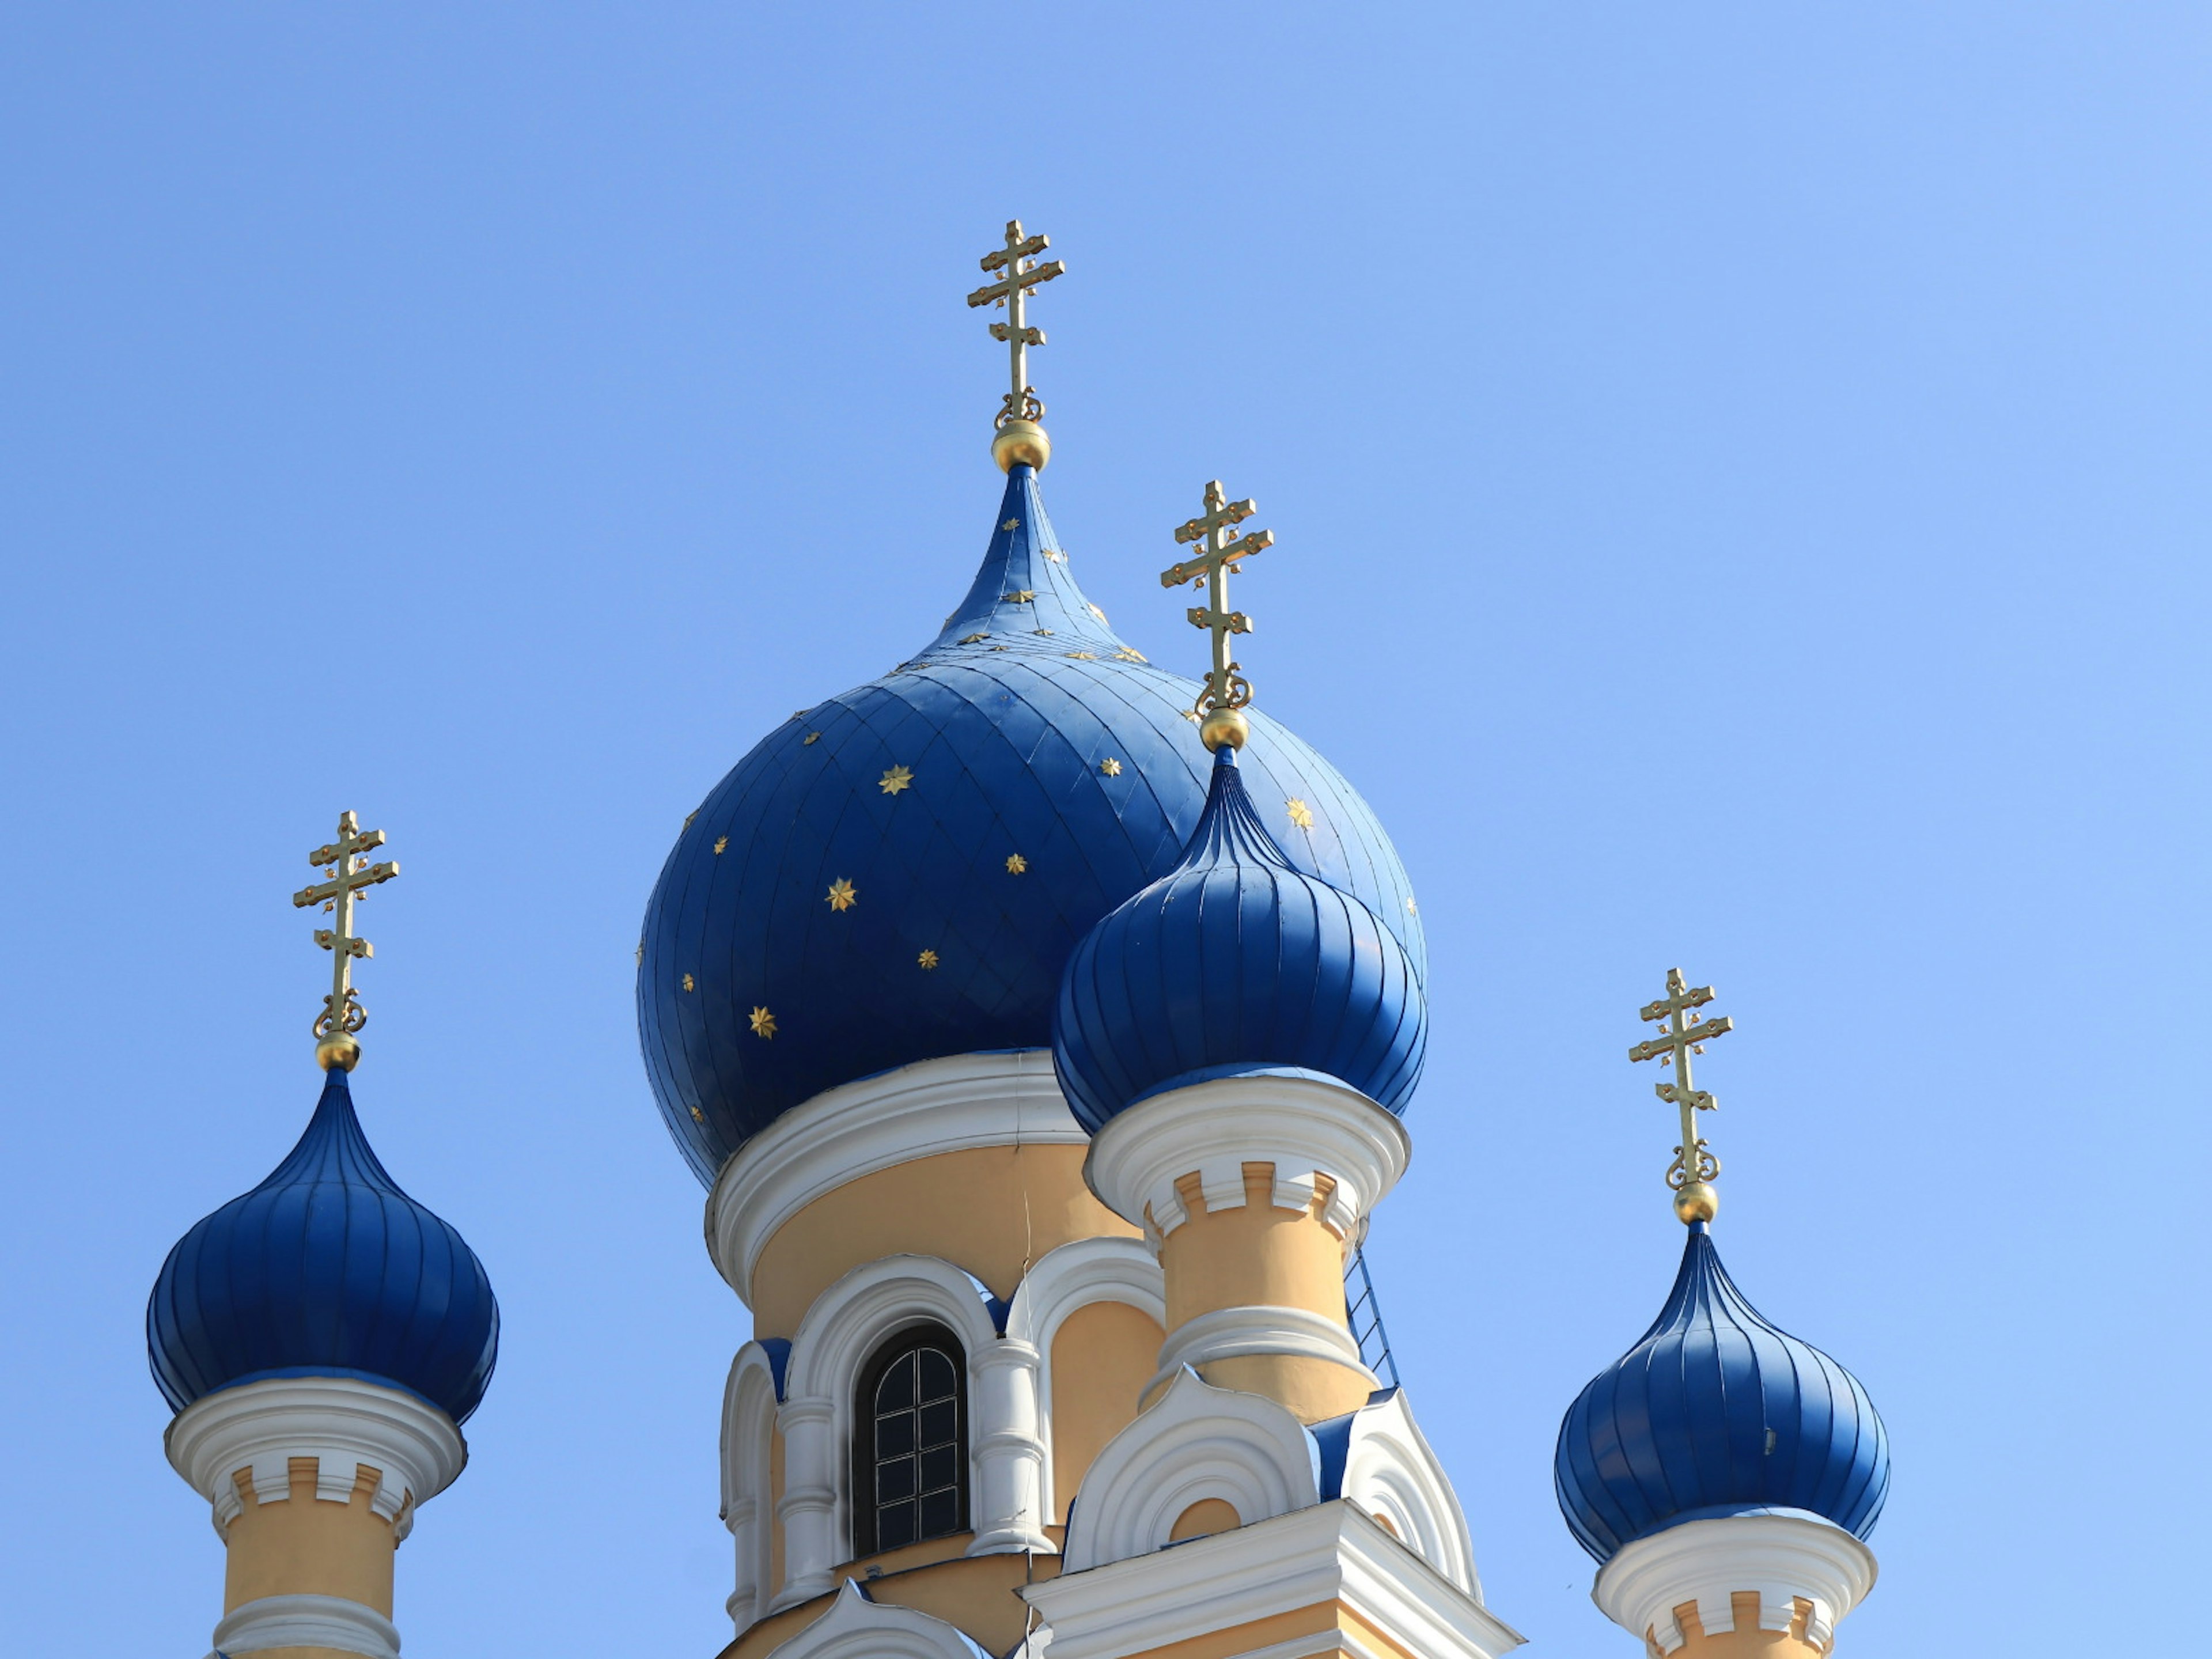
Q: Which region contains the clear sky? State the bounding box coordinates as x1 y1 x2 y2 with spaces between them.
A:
2 7 2205 1657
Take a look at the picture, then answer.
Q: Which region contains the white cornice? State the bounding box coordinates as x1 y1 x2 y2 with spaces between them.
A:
204 1592 400 1659
1029 1501 1521 1659
165 1374 465 1542
706 1050 1088 1302
1593 1513 1878 1654
1084 1075 1411 1243
1146 1304 1374 1403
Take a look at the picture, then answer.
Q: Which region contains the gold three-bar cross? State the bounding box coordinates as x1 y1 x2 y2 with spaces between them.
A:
967 219 1065 427
292 810 399 1069
1628 967 1733 1197
1160 480 1274 719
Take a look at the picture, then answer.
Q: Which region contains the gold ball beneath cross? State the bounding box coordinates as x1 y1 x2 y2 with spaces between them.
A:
992 418 1050 472
1199 706 1249 751
1673 1181 1719 1225
316 1032 362 1072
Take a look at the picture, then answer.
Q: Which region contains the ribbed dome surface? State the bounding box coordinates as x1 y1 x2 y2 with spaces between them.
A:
1051 744 1426 1131
147 1069 499 1425
1554 1222 1888 1563
637 465 1424 1184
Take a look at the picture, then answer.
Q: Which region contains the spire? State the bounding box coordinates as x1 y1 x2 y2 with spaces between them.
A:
1627 966 1735 1225
1158 478 1274 752
290 809 400 1071
967 218 1065 472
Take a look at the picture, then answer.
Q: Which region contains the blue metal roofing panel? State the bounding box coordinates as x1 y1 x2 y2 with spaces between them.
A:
637 466 1424 1184
1051 745 1427 1132
147 1069 500 1425
1552 1222 1889 1563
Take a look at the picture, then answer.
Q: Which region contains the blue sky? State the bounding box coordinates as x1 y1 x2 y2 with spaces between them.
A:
2 6 2205 1656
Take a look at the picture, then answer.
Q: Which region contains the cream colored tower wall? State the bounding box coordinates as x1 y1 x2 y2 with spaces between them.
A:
1048 1298 1165 1520
224 1460 397 1616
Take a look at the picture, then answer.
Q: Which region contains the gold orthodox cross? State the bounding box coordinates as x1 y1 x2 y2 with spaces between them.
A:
1628 967 1733 1220
291 810 399 1070
1160 480 1274 741
967 219 1065 428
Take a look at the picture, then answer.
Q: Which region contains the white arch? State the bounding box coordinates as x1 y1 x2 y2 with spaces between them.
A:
777 1255 1048 1606
765 1581 990 1659
721 1342 783 1628
1062 1368 1320 1572
1331 1390 1477 1594
1003 1236 1166 1522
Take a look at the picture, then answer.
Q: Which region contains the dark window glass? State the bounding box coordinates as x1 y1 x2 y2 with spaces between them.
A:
855 1325 967 1556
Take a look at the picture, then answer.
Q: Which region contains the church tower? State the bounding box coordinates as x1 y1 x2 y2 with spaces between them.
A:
637 224 1521 1659
1553 974 1888 1656
147 815 499 1659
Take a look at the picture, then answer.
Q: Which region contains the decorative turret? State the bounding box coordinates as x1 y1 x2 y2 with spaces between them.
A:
1060 486 1416 1424
149 813 497 1659
1555 970 1887 1657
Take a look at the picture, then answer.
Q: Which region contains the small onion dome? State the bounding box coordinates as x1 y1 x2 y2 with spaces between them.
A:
1554 1222 1888 1564
638 465 1423 1184
1052 744 1426 1133
147 1068 499 1425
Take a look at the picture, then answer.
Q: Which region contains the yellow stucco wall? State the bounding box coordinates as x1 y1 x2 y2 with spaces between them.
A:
1050 1299 1165 1520
1155 1165 1369 1422
1657 1593 1828 1657
749 1145 1138 1336
222 1459 395 1616
1167 1498 1243 1541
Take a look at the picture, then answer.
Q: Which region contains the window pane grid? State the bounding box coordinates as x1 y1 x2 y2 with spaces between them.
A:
869 1343 963 1552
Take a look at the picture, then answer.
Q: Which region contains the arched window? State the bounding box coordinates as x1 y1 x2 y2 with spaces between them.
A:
854 1324 967 1555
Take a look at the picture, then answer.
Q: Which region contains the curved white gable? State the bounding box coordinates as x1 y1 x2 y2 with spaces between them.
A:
766 1581 990 1659
721 1342 783 1627
1062 1368 1319 1572
1330 1389 1478 1594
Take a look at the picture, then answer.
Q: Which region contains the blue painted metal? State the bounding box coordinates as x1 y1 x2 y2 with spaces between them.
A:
147 1069 500 1425
1344 1244 1400 1388
1554 1222 1889 1563
1051 744 1426 1132
638 465 1424 1184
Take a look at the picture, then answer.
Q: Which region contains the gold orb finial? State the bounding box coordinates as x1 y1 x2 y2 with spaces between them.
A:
1673 1180 1719 1225
1199 706 1249 751
992 418 1051 473
316 1031 361 1072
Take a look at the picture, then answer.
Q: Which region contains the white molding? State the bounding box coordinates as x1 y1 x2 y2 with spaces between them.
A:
776 1254 1050 1607
1062 1368 1319 1573
1147 1304 1376 1403
165 1375 464 1544
706 1050 1086 1302
205 1592 400 1659
1331 1391 1476 1596
766 1581 991 1659
722 1342 783 1629
1003 1236 1166 1522
1028 1501 1522 1659
1593 1513 1878 1655
1084 1075 1410 1246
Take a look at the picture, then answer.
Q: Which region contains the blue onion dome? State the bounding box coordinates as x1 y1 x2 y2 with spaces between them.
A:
638 464 1424 1184
1051 743 1427 1133
147 1068 499 1425
1554 1221 1888 1564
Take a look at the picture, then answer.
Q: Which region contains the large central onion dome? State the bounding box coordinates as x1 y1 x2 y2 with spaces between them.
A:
638 465 1424 1184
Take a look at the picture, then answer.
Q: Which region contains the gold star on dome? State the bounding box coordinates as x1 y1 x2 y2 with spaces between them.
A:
1067 650 1098 660
879 765 914 795
714 836 728 854
1099 757 1122 776
1032 627 1053 636
1089 603 1108 622
1286 798 1315 830
1043 548 1066 564
749 1006 777 1039
918 948 940 970
682 973 696 992
1115 646 1147 663
989 644 1010 652
1005 590 1036 604
1002 517 1022 532
1005 853 1028 873
803 731 821 745
961 632 991 644
826 878 857 911
1406 896 1419 915
689 1104 704 1123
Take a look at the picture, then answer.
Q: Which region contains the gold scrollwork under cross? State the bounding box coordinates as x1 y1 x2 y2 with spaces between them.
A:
1628 967 1734 1216
1160 480 1274 732
967 219 1065 428
291 810 399 1071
